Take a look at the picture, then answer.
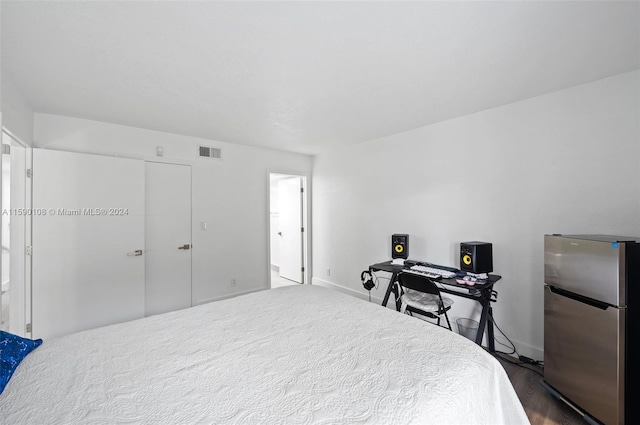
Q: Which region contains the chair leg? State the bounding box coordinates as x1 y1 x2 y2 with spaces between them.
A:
444 312 452 331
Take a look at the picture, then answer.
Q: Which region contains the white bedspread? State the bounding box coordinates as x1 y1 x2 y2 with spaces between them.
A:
0 285 529 424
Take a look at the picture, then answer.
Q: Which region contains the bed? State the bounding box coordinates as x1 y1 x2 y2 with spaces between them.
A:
1 285 529 424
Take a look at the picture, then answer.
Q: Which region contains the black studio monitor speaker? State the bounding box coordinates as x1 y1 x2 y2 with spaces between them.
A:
391 234 409 259
460 241 493 274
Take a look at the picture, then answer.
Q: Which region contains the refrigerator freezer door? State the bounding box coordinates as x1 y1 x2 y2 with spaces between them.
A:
544 235 626 306
544 285 624 425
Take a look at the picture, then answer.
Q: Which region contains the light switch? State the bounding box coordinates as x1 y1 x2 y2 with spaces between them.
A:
156 146 164 156
201 221 207 230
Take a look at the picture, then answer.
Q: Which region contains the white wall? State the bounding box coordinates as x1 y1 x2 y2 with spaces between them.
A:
34 113 312 304
312 70 640 360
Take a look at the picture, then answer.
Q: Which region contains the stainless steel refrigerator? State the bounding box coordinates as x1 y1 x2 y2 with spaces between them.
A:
543 234 639 425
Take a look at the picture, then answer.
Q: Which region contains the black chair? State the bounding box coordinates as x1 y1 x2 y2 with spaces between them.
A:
396 272 454 330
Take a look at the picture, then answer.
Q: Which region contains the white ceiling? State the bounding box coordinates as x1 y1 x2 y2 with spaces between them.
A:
1 1 638 155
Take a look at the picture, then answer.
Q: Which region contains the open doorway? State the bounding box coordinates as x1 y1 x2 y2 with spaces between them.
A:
1 129 30 336
269 173 308 289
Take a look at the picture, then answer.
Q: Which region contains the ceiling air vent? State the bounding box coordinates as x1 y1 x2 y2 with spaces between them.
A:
199 146 222 159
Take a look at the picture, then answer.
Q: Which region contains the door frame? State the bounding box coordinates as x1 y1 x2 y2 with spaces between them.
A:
267 172 310 288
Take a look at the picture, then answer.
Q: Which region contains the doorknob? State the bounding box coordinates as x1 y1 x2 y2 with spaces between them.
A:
178 244 191 250
278 232 282 236
127 250 143 256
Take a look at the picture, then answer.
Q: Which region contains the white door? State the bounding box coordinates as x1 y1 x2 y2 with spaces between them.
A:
144 162 192 316
278 176 303 283
31 149 145 340
0 132 28 336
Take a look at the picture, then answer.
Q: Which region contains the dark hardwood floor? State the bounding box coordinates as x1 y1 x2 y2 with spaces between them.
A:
494 353 586 425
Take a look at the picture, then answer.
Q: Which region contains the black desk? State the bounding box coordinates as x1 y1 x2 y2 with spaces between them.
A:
369 261 500 351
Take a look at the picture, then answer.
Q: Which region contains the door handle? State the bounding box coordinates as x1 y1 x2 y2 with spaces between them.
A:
178 244 191 250
278 232 282 236
127 250 143 256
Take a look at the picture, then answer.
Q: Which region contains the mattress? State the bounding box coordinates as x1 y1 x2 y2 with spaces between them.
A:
0 285 529 424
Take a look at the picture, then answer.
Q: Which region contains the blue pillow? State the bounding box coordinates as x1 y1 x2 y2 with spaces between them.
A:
0 330 43 394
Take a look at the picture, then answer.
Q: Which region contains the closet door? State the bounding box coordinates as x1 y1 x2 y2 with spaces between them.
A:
31 149 145 339
144 161 192 316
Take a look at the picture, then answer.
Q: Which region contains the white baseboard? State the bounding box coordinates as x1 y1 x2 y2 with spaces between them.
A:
312 277 369 300
194 287 264 306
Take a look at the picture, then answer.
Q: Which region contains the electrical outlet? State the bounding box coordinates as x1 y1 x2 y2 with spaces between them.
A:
231 278 237 286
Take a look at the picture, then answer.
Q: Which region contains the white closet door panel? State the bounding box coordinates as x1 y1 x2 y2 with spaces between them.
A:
32 149 145 340
144 162 192 316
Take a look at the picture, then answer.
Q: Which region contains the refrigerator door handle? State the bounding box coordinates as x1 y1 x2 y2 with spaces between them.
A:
548 285 611 310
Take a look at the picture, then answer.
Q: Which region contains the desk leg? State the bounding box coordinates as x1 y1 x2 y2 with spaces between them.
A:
380 271 399 310
487 306 495 353
475 298 490 347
